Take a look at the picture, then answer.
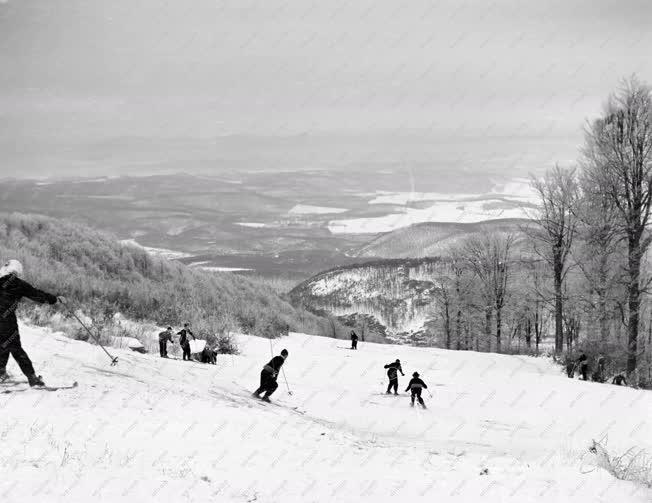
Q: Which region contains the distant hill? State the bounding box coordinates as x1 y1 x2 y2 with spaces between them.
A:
353 218 530 258
0 212 330 340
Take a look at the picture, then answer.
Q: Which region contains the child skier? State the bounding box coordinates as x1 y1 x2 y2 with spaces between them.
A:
252 349 289 402
384 359 404 394
405 372 428 408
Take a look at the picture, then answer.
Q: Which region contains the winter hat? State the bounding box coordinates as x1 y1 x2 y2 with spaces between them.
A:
413 372 419 378
0 259 23 278
281 349 289 357
395 359 400 363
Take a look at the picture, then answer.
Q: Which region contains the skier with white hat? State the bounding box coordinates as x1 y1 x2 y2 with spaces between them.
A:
0 260 61 386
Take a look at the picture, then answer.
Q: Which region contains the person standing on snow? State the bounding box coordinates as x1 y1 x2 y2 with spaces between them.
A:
576 353 589 381
0 260 60 387
350 330 358 350
158 327 174 358
177 323 195 361
405 372 428 408
252 349 288 402
384 359 404 395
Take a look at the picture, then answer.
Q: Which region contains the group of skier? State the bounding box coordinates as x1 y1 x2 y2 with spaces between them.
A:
569 352 628 386
158 324 217 364
0 257 631 400
383 358 429 408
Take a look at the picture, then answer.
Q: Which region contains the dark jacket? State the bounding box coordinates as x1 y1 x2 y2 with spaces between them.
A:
384 362 404 379
158 330 174 343
177 329 195 346
0 274 57 338
263 355 286 377
405 377 428 392
351 332 358 341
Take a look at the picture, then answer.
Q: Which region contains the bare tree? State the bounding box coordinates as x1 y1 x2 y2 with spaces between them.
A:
583 76 652 375
575 170 624 344
529 165 579 354
462 232 515 353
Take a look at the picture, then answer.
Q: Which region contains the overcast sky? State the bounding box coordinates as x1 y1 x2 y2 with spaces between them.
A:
1 0 650 178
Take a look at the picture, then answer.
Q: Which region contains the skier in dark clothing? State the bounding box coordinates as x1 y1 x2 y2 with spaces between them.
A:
200 345 217 364
158 327 174 358
252 349 288 402
576 353 589 381
177 323 195 361
612 374 627 386
0 260 59 387
384 359 404 394
405 372 428 408
350 330 358 350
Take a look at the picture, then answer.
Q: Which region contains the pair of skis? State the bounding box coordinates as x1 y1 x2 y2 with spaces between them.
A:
0 379 78 394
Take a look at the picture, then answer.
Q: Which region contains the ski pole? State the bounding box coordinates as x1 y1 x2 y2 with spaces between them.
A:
60 298 118 366
281 367 293 396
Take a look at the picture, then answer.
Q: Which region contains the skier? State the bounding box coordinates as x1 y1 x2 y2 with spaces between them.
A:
177 323 195 361
0 260 59 387
252 349 288 402
350 330 358 350
201 345 217 364
576 353 589 381
384 359 404 395
405 372 428 408
158 327 174 358
592 355 606 382
612 374 627 386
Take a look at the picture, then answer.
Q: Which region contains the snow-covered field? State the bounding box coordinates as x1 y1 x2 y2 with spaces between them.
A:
1 324 651 503
329 179 537 234
288 204 349 215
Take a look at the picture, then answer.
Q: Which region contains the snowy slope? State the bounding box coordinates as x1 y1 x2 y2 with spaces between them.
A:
1 324 651 503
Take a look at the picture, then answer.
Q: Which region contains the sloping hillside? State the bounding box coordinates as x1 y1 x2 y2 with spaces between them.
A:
0 212 328 338
354 219 529 258
1 324 650 502
290 258 443 342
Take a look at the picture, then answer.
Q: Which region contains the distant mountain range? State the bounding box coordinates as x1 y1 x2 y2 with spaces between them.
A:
0 173 536 279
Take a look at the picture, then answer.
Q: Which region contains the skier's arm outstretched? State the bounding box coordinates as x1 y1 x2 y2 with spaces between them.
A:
399 364 405 376
14 277 57 305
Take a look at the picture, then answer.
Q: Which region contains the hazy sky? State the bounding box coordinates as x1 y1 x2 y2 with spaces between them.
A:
1 0 651 178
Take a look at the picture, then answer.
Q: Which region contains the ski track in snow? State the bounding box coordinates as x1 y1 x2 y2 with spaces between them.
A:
0 325 650 503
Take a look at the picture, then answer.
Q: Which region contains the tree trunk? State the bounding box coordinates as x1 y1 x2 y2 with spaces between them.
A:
444 301 451 350
496 306 502 353
554 265 563 354
525 317 532 349
455 308 462 350
627 238 641 375
485 306 492 352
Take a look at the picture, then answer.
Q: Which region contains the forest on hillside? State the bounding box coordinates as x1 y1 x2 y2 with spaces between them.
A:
419 77 652 387
0 213 333 349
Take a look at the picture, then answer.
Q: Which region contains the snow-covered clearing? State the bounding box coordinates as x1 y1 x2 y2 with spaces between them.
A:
328 201 529 233
1 324 650 503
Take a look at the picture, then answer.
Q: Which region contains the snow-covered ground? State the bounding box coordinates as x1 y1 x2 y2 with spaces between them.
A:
1 324 651 503
329 179 537 233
